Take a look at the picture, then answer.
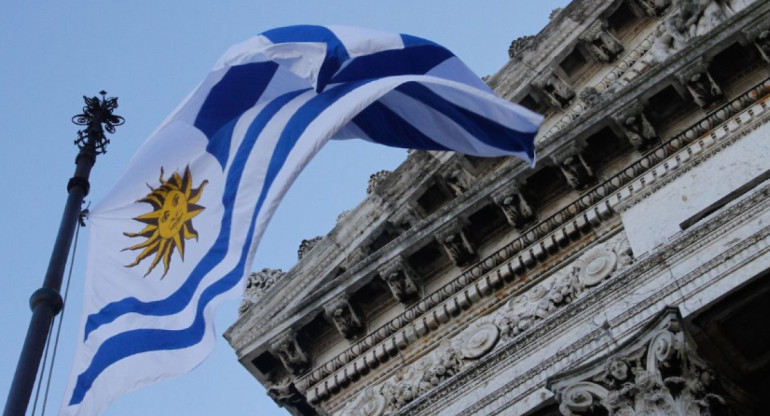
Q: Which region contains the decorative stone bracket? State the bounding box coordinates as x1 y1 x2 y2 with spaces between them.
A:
579 20 625 63
631 0 672 17
442 160 476 197
272 332 311 376
534 73 576 110
612 102 658 149
324 296 365 339
553 150 595 190
548 307 744 416
380 256 420 303
491 186 536 228
436 221 477 267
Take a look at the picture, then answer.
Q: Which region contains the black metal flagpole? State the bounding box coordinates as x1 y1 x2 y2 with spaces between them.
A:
4 91 123 416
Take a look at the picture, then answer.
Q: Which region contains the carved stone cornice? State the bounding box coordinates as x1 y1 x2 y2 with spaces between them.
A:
306 78 770 413
406 186 770 415
231 80 770 389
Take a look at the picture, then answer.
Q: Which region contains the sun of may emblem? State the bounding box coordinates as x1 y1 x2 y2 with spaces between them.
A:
123 165 208 278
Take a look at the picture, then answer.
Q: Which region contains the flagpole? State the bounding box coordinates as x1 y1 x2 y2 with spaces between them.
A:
4 91 123 416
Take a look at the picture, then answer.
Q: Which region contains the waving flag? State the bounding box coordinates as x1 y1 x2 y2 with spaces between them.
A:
61 25 542 415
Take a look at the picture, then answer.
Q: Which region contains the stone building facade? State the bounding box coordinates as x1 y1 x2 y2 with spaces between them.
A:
226 0 770 414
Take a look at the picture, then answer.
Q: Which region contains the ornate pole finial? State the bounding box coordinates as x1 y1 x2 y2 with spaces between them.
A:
72 90 124 157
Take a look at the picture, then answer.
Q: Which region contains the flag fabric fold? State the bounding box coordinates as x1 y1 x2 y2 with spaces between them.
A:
61 24 543 416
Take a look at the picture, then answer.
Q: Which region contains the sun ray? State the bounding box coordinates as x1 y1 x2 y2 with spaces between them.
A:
122 164 207 279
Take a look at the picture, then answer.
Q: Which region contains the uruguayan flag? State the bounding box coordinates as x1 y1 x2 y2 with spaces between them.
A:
61 25 542 415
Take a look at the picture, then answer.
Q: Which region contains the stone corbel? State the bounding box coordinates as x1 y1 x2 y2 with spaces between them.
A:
754 30 770 64
612 101 658 149
324 295 365 339
442 159 476 197
631 0 672 17
491 186 535 228
267 378 315 414
436 220 477 267
579 20 625 63
552 146 595 190
677 61 724 109
390 203 419 231
533 72 575 110
548 307 745 416
380 256 420 303
271 331 311 375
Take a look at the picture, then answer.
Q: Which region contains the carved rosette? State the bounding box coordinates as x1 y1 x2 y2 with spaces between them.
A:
239 268 285 314
460 320 500 359
380 256 420 303
549 308 741 416
272 332 310 375
298 236 323 260
324 296 365 339
576 249 617 287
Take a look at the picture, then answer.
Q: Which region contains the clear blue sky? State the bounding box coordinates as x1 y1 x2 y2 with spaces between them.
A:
0 1 568 415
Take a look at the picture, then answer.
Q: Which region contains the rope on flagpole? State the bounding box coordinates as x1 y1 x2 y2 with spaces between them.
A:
33 206 88 416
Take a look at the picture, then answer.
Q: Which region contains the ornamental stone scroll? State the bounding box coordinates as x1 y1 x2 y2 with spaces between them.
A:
548 308 743 416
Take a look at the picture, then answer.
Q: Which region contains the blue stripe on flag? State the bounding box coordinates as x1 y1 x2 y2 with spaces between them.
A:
195 62 279 168
71 81 375 404
329 44 453 85
396 82 536 159
261 25 349 92
82 89 309 342
352 101 451 151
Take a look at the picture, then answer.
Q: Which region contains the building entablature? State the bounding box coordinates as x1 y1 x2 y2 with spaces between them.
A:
226 1 770 414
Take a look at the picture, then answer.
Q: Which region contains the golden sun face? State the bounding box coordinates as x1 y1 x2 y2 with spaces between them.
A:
123 166 208 278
